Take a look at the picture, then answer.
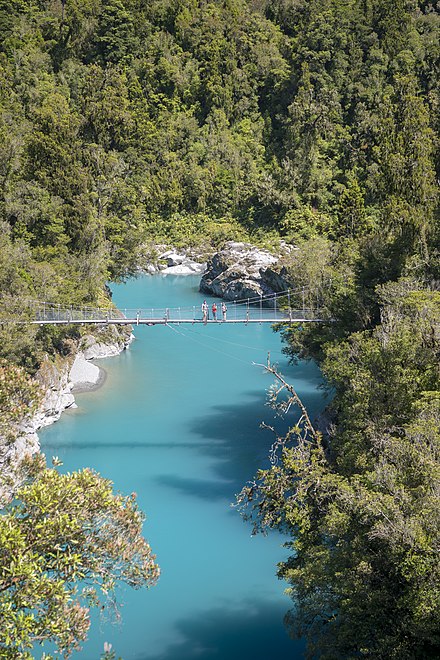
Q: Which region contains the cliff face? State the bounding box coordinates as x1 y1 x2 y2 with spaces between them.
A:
0 324 133 505
33 326 134 431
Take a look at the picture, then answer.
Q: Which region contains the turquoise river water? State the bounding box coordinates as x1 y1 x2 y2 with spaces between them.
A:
39 274 325 660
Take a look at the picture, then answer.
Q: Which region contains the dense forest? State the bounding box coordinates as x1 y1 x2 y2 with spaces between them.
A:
0 0 439 658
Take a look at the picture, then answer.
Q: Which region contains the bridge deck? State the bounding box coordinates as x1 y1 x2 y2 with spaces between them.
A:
29 317 318 326
2 290 328 325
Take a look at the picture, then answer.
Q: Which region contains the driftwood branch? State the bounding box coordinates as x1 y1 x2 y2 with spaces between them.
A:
234 357 322 533
253 354 318 442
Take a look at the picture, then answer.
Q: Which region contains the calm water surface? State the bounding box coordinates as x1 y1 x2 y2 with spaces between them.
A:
39 275 325 660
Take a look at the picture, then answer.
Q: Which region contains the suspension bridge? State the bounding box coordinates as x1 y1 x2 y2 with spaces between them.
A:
1 290 328 326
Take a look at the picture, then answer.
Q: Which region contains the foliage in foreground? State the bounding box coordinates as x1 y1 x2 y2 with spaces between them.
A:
0 457 159 658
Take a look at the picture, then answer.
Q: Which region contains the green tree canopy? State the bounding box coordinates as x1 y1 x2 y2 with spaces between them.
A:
0 458 159 658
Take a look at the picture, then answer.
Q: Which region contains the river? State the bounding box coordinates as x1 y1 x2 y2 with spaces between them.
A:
39 274 325 660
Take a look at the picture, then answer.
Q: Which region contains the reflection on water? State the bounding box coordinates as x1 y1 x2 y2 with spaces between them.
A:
39 275 324 659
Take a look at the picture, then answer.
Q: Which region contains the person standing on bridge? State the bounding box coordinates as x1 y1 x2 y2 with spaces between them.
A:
221 302 227 321
212 302 217 321
202 300 208 324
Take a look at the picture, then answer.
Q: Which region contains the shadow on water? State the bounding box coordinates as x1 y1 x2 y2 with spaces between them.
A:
42 441 226 451
154 474 234 501
132 598 305 660
153 382 326 503
43 385 325 505
37 277 323 660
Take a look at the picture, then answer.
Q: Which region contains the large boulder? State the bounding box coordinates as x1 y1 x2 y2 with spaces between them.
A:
70 353 103 392
160 250 186 266
200 242 290 304
262 266 290 293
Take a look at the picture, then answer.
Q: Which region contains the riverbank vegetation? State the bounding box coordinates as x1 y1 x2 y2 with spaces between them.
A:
0 360 159 659
0 0 439 657
0 454 159 658
240 283 440 658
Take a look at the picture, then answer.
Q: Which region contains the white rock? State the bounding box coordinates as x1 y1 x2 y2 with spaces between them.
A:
2 325 134 503
165 252 186 266
158 249 174 259
144 245 207 276
83 342 120 359
162 261 206 275
70 353 101 387
81 331 133 360
188 260 207 273
61 392 77 409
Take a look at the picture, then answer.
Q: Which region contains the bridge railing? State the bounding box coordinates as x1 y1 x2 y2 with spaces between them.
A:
3 291 327 324
30 303 322 323
33 304 124 323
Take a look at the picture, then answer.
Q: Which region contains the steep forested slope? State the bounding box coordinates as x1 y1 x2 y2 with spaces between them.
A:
1 1 438 291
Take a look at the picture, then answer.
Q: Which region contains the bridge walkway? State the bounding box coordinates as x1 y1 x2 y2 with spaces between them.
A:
1 290 328 326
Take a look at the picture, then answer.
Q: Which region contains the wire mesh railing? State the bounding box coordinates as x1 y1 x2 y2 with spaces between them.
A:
1 290 328 325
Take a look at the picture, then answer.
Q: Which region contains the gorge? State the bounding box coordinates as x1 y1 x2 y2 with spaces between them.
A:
38 272 325 659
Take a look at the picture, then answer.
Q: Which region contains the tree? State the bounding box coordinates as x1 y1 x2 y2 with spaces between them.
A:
237 360 440 659
0 458 159 658
95 0 135 64
336 174 370 239
0 360 42 470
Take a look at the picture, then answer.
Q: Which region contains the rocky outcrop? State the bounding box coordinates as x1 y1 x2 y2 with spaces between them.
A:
143 246 207 275
70 353 105 393
0 428 40 506
0 356 75 504
32 326 133 426
200 241 292 303
34 356 77 429
159 249 206 274
80 324 133 359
